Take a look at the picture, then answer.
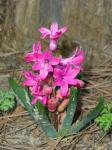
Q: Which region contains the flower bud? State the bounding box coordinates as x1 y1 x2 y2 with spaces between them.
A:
47 98 58 112
43 85 52 95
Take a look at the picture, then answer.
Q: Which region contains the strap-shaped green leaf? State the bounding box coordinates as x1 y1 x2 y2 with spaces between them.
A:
60 87 77 130
9 78 57 138
36 101 58 137
66 97 104 136
9 78 35 116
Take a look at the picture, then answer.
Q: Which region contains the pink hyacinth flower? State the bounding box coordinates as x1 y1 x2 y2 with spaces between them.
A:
32 50 61 79
22 71 40 87
38 22 68 51
22 71 41 96
30 84 52 105
25 41 42 62
54 65 84 97
61 50 85 69
22 71 50 105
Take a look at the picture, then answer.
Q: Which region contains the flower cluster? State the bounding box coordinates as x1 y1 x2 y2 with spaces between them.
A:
22 22 85 112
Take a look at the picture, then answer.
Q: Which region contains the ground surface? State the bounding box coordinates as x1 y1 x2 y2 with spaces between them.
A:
0 57 112 150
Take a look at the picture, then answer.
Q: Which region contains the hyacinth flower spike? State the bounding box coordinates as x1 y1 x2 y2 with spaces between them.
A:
38 22 68 51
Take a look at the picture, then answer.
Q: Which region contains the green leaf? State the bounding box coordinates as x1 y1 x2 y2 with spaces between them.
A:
9 78 35 116
95 103 112 132
0 89 16 112
36 100 58 137
77 73 84 80
0 98 15 111
60 87 77 129
9 78 57 138
66 97 104 136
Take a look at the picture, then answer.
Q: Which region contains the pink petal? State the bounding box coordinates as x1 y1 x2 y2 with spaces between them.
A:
50 32 61 39
38 27 50 39
76 50 85 57
70 68 80 78
32 84 40 93
44 50 52 60
61 50 84 65
47 64 53 72
25 53 36 62
71 56 84 65
32 43 37 53
31 96 39 105
33 53 39 59
60 53 76 65
22 79 36 86
25 42 42 63
36 53 43 59
40 69 48 79
54 80 62 86
30 86 37 95
60 58 69 65
65 66 80 78
59 26 68 34
22 71 35 79
50 22 58 35
54 68 62 78
32 61 43 70
31 54 44 70
22 71 31 78
74 79 84 87
42 96 47 105
51 56 61 65
60 83 68 97
67 78 78 85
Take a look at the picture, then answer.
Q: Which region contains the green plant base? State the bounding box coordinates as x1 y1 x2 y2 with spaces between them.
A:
9 78 104 138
